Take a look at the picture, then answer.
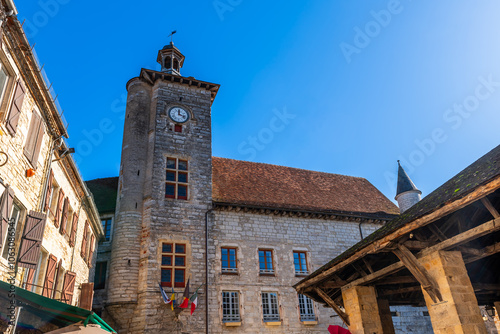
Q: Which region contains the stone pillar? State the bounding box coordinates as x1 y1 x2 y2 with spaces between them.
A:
420 250 487 334
495 302 500 317
377 299 396 334
342 285 384 334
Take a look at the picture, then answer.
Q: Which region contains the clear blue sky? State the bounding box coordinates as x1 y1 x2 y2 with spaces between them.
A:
16 0 500 203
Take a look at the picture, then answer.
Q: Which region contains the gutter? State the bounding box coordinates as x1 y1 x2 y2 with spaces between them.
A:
205 208 212 334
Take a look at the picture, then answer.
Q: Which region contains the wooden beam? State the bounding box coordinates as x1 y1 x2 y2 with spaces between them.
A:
314 287 350 326
403 240 433 250
457 246 482 256
352 263 368 277
472 283 500 292
428 224 448 242
362 258 374 274
464 241 500 264
375 276 417 285
342 261 405 291
481 197 500 218
295 177 500 291
379 286 422 297
392 245 442 303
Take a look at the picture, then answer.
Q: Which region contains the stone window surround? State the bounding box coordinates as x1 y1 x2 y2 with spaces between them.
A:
258 248 276 276
159 239 191 288
297 293 317 323
221 290 241 323
0 46 19 120
292 250 310 277
221 246 238 274
100 215 114 243
260 290 281 324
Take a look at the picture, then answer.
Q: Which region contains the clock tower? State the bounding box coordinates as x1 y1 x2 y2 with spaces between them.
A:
105 41 220 333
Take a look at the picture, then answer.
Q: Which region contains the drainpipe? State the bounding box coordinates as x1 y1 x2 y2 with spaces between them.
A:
205 208 213 334
358 222 364 241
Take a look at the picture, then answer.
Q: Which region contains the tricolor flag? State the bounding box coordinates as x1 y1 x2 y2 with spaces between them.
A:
170 287 176 310
179 279 190 308
190 285 202 315
158 283 172 304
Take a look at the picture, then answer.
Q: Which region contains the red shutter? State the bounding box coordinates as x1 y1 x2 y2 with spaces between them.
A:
87 234 95 267
60 197 69 235
5 79 25 135
44 171 54 212
69 213 78 247
61 271 76 304
0 186 14 250
52 259 62 299
25 268 36 291
79 282 94 310
42 254 57 298
18 211 47 270
81 221 88 259
54 190 64 228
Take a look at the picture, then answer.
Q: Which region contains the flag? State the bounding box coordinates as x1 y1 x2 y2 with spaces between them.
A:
179 279 190 308
158 283 171 304
170 287 175 310
190 285 202 315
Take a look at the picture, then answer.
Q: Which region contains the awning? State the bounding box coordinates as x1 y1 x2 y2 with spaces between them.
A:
0 280 115 333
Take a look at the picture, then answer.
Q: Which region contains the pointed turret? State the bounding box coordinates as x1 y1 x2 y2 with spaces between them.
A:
395 161 422 212
157 42 185 75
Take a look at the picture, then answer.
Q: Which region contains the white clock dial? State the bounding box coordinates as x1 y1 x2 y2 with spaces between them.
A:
168 107 189 123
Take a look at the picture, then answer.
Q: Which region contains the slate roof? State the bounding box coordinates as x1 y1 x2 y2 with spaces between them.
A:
212 157 400 217
296 144 500 287
86 177 119 214
396 161 421 197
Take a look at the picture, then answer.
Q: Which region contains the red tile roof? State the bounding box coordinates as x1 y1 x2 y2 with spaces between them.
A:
212 157 400 217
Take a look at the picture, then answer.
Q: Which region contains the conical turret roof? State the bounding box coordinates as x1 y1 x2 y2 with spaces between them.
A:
396 161 421 197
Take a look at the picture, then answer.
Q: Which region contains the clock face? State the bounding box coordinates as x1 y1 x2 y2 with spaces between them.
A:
168 107 190 123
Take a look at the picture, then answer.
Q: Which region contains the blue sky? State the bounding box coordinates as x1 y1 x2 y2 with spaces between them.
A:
16 0 500 203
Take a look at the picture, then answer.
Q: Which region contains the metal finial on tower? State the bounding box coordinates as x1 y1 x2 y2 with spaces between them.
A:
168 30 177 44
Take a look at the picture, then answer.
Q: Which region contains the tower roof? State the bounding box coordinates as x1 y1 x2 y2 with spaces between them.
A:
396 161 420 197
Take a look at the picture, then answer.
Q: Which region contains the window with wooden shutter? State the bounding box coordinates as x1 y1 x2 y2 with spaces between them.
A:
59 197 69 235
69 213 78 247
42 254 57 298
79 282 94 310
81 221 89 259
5 79 25 136
0 185 14 251
44 171 54 212
61 271 76 304
87 234 95 267
24 111 45 167
52 259 62 299
18 211 47 270
24 268 36 291
54 189 64 228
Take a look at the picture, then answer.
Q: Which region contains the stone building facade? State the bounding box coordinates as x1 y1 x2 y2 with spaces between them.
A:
86 42 440 334
0 1 104 331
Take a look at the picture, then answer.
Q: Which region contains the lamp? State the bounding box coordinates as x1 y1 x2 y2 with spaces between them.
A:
26 168 35 177
486 306 496 317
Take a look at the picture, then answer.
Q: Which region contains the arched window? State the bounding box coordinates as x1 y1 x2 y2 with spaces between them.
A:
164 56 172 69
173 59 179 71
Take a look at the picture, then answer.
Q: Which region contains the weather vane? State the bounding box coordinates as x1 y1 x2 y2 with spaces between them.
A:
168 30 177 44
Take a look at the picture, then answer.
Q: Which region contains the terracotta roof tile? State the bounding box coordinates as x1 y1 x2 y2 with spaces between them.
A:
212 157 399 217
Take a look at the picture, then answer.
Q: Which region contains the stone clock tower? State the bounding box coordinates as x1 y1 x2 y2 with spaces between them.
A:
105 42 220 333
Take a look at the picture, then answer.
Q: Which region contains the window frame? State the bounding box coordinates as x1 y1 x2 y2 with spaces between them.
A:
101 217 113 242
222 291 241 323
0 54 16 120
221 247 238 274
258 249 275 275
298 294 316 322
165 157 189 200
1 201 25 261
160 242 187 287
261 292 280 322
293 251 309 276
94 261 107 290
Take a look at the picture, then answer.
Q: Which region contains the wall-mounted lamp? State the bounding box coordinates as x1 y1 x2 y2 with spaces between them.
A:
26 168 35 177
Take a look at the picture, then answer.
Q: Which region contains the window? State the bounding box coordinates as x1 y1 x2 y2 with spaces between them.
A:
259 249 274 275
165 157 188 200
221 247 237 274
298 294 316 321
293 251 309 276
222 291 240 323
95 262 107 290
1 202 22 259
160 242 186 287
101 218 112 242
24 111 45 166
262 292 280 322
0 63 10 102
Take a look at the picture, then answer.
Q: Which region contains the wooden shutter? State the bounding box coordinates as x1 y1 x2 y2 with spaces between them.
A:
44 171 54 212
0 186 14 250
52 259 62 299
69 213 78 247
61 271 76 304
42 254 57 298
60 197 69 235
25 268 36 291
79 282 94 310
24 111 45 166
81 221 89 259
54 190 64 228
18 211 47 270
5 79 25 135
87 234 95 267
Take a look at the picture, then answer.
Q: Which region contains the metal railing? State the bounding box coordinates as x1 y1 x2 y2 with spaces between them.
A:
222 314 241 322
259 268 275 275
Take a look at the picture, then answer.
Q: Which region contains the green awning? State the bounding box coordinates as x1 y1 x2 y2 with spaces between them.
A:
0 280 115 333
